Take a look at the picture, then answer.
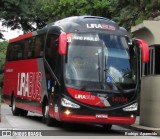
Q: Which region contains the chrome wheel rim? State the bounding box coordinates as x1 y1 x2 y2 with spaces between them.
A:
12 97 16 111
44 105 49 118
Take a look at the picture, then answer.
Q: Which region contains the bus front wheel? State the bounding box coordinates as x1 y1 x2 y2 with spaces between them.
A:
102 124 112 131
42 101 53 126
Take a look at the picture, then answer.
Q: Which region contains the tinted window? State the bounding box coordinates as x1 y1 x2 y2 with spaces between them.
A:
45 33 59 71
65 33 136 90
23 39 32 59
6 34 46 61
7 41 24 61
32 35 45 58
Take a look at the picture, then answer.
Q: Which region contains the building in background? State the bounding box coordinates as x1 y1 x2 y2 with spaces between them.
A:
131 16 160 128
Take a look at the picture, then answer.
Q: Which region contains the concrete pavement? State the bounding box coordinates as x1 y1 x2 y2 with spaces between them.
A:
130 116 160 136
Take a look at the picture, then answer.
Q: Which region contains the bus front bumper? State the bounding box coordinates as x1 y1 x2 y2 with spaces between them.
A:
59 113 136 125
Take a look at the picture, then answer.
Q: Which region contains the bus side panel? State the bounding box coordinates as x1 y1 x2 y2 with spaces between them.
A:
3 58 47 113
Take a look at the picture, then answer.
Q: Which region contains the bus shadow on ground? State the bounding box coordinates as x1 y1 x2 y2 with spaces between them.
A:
24 114 123 135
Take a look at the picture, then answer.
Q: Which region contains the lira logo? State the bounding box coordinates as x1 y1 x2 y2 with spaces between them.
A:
17 72 42 100
75 94 95 100
86 24 116 30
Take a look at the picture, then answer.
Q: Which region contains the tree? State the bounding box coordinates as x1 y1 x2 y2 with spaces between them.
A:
40 0 112 23
0 0 34 32
0 0 50 33
0 0 112 32
110 0 160 30
0 32 4 40
1 0 160 33
0 41 8 87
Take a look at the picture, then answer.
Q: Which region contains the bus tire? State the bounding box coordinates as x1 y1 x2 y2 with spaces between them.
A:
102 124 112 131
42 100 53 126
11 95 20 116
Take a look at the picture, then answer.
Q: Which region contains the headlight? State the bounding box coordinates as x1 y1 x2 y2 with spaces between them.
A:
123 103 138 111
61 98 80 108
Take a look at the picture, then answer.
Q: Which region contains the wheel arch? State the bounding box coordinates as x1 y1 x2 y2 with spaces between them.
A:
10 91 15 106
42 95 48 108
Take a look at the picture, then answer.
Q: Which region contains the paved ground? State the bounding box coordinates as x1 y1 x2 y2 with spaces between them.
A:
0 103 159 139
130 116 160 135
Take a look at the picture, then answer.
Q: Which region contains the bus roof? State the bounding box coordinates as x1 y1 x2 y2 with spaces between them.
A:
9 16 129 43
48 16 119 32
46 16 128 36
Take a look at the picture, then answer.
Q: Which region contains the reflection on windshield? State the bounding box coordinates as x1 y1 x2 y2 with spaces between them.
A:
65 33 136 90
104 48 135 84
65 45 102 82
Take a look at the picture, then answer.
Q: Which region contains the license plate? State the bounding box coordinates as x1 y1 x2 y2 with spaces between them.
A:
96 114 108 119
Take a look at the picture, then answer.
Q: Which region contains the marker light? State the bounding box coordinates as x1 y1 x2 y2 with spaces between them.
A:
64 110 71 115
123 103 138 111
61 98 80 108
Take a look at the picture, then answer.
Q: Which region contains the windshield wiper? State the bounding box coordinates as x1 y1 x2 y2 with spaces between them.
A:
75 84 135 93
84 88 135 94
97 52 101 83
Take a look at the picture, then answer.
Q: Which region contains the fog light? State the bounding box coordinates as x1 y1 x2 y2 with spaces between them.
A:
65 110 71 115
130 115 134 118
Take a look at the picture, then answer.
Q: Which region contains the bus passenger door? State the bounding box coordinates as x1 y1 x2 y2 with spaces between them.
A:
44 27 62 116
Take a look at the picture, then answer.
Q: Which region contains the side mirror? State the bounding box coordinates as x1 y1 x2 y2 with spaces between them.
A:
136 39 149 63
58 32 67 55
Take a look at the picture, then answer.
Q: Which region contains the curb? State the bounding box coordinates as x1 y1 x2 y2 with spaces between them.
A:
121 116 160 136
130 124 160 136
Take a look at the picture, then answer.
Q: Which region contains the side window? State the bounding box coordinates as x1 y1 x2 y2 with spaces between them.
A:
10 42 24 61
45 33 59 71
6 44 12 61
6 35 46 61
154 47 160 74
32 35 45 58
143 47 155 76
23 39 32 59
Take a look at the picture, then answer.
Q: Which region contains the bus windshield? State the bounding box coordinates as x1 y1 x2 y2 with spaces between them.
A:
64 33 137 91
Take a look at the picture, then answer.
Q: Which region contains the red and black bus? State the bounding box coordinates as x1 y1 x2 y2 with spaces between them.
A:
2 16 149 129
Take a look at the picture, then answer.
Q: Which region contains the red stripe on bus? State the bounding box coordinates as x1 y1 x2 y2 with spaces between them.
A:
60 113 135 124
67 87 106 107
9 32 33 43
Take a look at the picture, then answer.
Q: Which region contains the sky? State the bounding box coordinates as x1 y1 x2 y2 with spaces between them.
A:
0 21 23 41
